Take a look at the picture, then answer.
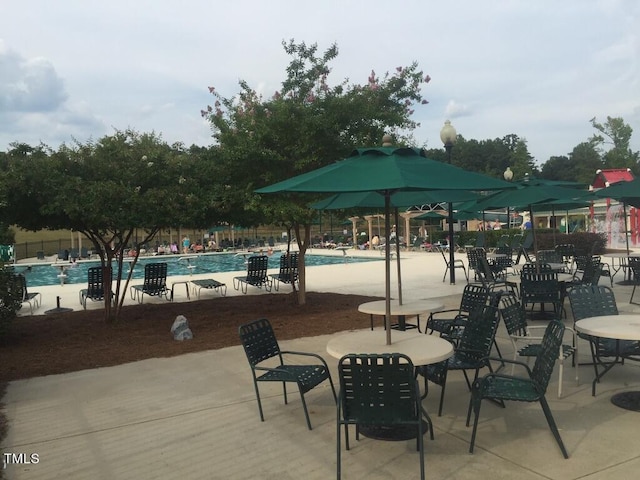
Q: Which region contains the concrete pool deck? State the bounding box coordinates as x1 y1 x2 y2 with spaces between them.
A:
3 248 640 479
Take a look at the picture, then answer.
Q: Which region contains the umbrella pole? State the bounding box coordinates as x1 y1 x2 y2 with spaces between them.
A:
624 203 630 255
394 207 403 305
552 206 556 246
529 205 540 271
385 192 392 345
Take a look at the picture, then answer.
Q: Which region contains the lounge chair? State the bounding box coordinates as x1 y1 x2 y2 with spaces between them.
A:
233 255 272 293
129 262 169 303
79 266 112 309
14 274 41 315
190 278 227 299
269 252 298 291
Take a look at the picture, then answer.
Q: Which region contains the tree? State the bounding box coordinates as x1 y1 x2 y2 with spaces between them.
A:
1 131 222 322
202 40 431 304
540 155 575 181
568 142 603 185
446 134 538 180
589 116 639 172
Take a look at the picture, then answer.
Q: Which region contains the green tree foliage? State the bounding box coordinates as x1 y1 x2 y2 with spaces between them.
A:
589 116 639 172
436 134 538 180
0 264 22 340
569 142 604 185
1 130 222 322
201 40 431 304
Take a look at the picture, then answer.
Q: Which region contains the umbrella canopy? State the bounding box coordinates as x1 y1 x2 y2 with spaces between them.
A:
595 177 640 208
257 147 514 194
257 146 514 345
309 189 479 210
459 183 589 257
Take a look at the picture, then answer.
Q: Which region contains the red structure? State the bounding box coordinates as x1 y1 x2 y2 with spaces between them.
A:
591 168 639 246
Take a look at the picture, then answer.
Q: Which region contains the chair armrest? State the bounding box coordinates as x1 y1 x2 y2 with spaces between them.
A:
479 356 533 375
428 309 464 320
281 350 331 368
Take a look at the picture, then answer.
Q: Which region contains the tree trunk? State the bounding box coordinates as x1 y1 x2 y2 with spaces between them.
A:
294 223 311 306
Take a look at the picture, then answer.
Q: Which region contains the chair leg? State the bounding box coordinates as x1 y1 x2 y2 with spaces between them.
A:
539 397 569 459
631 283 639 305
468 395 482 453
297 388 313 430
252 380 265 422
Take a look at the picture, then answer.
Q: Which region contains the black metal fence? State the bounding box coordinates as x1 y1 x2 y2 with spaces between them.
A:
12 239 84 261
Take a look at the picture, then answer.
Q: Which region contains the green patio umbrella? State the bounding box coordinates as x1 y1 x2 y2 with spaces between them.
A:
310 190 479 305
310 190 479 210
459 183 589 258
595 177 640 208
257 146 513 345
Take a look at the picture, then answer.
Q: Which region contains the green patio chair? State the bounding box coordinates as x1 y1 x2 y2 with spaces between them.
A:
337 353 430 480
467 320 569 459
129 262 169 303
418 304 500 416
500 295 577 397
233 255 272 293
239 318 336 430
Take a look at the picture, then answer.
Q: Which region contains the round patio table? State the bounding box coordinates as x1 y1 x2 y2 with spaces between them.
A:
358 299 444 331
575 314 640 406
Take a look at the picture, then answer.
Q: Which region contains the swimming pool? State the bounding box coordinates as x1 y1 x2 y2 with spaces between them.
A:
14 252 380 287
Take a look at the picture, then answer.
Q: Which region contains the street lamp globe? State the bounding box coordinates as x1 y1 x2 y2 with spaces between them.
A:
504 166 514 181
440 120 457 150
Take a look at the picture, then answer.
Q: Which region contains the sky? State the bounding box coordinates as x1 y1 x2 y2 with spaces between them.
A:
1 0 639 165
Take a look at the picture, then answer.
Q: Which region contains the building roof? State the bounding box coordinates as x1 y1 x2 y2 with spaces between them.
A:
591 168 634 189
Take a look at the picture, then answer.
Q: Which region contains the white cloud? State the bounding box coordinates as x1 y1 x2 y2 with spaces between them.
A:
0 0 638 162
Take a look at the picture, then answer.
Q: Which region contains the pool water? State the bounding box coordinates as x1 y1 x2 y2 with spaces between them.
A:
15 252 380 287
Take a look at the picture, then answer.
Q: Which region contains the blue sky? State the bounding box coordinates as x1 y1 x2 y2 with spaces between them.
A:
1 0 638 164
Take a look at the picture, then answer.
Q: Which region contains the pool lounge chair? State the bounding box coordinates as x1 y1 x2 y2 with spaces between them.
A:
79 266 112 309
190 278 227 299
233 255 271 294
14 274 42 315
269 252 298 291
130 262 169 303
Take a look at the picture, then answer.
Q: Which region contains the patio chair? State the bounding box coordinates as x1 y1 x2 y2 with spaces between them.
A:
520 264 562 319
14 274 41 315
190 278 227 299
418 304 500 416
569 255 603 287
426 283 489 340
79 266 112 309
568 284 640 395
438 246 468 283
628 256 640 304
500 295 577 397
514 232 533 264
476 256 518 297
233 255 272 293
238 318 336 430
129 262 169 303
555 243 576 272
537 249 562 265
337 353 430 480
466 247 486 282
467 320 569 459
269 252 299 291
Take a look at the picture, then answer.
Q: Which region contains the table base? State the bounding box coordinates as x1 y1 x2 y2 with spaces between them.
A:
359 420 429 441
611 391 640 412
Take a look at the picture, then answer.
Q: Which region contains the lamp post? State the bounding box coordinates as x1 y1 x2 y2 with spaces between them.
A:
503 167 514 228
440 120 457 284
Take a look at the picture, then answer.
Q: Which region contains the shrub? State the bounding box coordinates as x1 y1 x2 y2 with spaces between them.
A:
0 265 22 341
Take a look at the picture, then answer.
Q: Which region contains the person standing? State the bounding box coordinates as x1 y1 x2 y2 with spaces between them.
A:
182 235 191 254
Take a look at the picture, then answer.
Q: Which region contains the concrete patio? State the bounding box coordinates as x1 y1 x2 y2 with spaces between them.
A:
3 249 640 479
